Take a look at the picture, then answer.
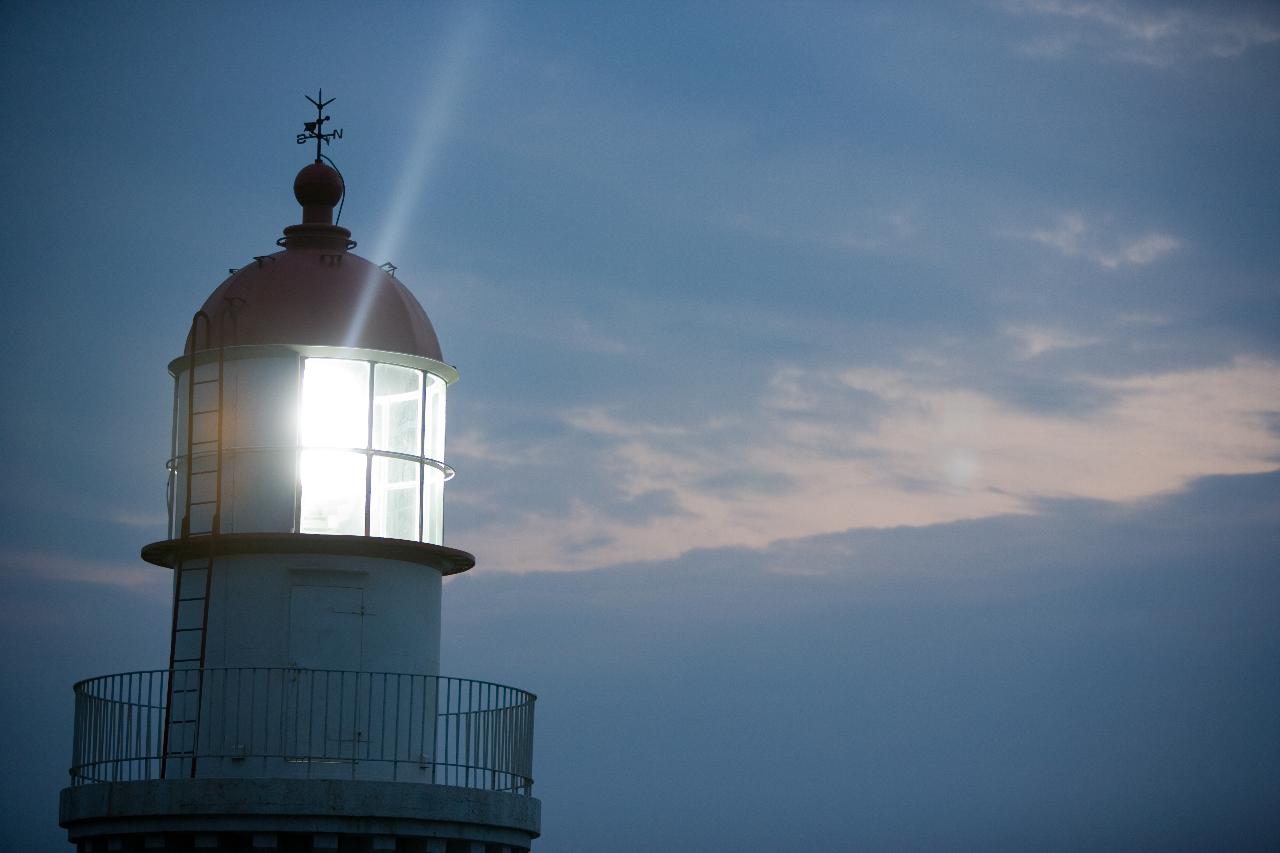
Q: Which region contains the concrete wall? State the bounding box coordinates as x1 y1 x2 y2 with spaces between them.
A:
62 778 541 851
203 552 443 676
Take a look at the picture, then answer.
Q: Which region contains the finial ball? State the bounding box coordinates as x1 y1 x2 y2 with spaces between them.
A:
293 162 343 209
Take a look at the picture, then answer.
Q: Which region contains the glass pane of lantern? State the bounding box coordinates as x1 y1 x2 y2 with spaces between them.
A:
372 364 422 455
301 359 370 449
370 457 420 540
422 464 445 544
299 450 367 535
424 374 446 463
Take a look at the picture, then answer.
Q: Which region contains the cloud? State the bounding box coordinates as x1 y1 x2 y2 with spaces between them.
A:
731 208 920 254
107 509 170 529
454 355 1280 572
564 316 629 355
840 357 1280 502
562 407 693 440
442 471 1280 852
1098 232 1180 268
1005 324 1101 359
1000 1 1280 65
0 549 165 591
1015 212 1180 269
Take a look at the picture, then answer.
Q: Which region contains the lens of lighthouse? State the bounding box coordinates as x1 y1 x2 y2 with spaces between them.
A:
296 357 447 541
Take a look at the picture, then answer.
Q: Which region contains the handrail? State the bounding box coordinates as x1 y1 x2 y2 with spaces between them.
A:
167 446 456 480
69 669 535 795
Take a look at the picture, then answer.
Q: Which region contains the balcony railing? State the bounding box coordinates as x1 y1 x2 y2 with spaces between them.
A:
69 669 535 795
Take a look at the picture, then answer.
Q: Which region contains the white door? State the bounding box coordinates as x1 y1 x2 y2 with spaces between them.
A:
289 585 363 671
287 585 365 769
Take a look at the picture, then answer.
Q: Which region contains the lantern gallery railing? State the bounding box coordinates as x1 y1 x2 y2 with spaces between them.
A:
68 669 535 795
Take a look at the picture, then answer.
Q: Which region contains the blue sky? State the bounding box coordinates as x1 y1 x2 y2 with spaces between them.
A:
1 1 1278 849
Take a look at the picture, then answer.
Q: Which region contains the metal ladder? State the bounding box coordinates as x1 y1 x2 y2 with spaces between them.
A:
162 310 224 778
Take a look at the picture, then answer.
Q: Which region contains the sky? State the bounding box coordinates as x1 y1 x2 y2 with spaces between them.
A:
1 1 1278 849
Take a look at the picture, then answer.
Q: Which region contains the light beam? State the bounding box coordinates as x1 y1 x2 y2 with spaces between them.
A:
345 6 488 350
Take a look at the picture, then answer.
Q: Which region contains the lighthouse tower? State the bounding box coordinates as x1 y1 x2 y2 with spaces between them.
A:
59 97 540 853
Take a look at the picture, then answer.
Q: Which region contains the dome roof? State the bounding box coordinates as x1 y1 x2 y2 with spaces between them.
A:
186 162 443 361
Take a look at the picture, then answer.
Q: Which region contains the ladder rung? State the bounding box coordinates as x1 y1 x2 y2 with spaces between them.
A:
189 499 217 506
177 597 207 603
175 627 205 634
193 378 221 385
191 409 220 416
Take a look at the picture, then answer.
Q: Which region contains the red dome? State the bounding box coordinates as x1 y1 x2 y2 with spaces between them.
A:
186 165 444 361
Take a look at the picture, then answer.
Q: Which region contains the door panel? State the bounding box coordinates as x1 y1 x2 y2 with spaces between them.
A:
289 585 363 670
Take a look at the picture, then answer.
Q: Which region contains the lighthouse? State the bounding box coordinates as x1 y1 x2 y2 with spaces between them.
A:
59 95 541 852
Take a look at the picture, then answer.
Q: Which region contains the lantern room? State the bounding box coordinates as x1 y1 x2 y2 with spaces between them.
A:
167 160 456 546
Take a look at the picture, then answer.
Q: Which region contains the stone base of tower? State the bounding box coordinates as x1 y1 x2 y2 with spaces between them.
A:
60 779 540 852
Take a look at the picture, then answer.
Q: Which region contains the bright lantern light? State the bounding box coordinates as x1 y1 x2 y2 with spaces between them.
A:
299 360 370 535
300 359 369 449
296 357 446 542
299 449 366 535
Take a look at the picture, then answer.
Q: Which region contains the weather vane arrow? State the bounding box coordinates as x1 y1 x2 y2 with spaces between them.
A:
297 89 343 162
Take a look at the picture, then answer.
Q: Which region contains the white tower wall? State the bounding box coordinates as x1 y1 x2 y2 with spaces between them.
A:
199 553 442 675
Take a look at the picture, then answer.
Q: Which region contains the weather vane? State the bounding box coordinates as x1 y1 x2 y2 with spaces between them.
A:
296 89 343 162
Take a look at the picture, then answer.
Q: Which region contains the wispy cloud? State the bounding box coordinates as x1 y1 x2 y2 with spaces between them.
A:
1013 212 1180 269
0 549 166 591
562 407 693 439
1000 1 1280 65
1005 325 1101 359
106 509 170 529
564 316 628 356
731 208 920 254
455 356 1280 572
